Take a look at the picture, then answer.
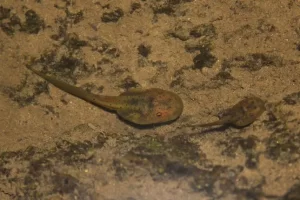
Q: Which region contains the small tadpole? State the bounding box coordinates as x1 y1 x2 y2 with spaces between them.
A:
198 96 266 128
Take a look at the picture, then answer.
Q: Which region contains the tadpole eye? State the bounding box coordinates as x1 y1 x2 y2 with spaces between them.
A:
156 112 162 117
247 103 257 110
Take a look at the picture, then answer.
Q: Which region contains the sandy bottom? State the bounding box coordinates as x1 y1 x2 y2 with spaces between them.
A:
0 0 300 199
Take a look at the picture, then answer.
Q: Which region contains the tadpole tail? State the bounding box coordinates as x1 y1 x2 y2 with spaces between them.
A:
197 120 226 127
26 65 121 110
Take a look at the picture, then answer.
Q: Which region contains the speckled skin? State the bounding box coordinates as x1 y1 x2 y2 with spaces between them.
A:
199 96 266 127
27 66 183 125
